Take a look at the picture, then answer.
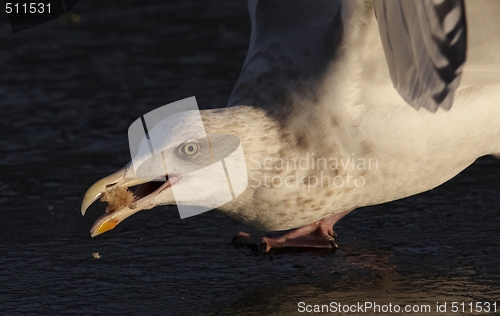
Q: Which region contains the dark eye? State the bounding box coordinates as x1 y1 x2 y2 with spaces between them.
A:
180 141 200 156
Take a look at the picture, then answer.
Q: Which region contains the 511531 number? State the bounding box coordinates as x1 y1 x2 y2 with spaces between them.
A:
5 3 51 14
451 302 498 313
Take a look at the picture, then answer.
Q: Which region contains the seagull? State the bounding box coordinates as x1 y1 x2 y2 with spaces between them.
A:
81 0 500 252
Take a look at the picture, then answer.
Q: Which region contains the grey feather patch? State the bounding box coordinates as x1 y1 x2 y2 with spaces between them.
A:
227 0 343 110
374 0 467 112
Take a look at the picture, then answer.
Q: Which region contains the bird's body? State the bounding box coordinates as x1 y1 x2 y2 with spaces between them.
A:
202 0 500 231
82 0 500 249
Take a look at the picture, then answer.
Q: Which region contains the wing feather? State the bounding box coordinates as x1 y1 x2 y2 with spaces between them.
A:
374 0 467 112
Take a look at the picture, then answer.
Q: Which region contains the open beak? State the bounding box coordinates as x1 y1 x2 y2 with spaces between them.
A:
81 164 181 237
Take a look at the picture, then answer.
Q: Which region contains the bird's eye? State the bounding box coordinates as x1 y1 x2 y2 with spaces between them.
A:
180 141 200 156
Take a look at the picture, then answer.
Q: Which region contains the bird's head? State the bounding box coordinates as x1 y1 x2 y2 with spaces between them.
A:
81 106 283 236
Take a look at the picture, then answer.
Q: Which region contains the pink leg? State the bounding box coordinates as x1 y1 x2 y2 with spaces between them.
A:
232 210 352 253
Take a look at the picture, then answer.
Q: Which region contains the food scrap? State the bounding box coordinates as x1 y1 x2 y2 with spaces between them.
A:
99 186 134 213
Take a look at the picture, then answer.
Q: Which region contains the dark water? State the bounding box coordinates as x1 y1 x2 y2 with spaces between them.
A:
1 1 500 315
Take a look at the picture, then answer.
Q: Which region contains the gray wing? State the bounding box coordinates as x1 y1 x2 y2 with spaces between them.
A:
227 0 342 109
374 0 467 112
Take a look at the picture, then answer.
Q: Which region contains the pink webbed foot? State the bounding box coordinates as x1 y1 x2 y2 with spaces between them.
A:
232 210 352 253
